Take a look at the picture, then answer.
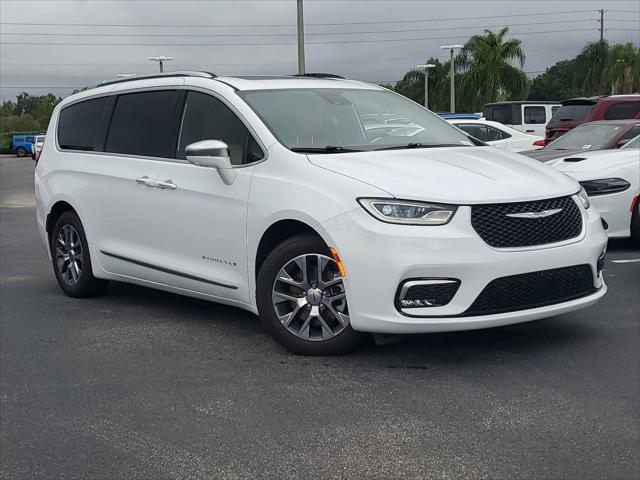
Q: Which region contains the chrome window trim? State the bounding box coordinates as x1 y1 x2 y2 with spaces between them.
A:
54 83 269 168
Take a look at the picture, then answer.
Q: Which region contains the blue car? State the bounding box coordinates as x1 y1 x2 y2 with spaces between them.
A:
437 112 482 120
10 135 35 157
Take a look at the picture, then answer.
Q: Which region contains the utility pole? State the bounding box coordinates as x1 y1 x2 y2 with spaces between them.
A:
297 0 306 75
598 9 605 42
415 64 436 109
149 56 173 73
440 45 462 113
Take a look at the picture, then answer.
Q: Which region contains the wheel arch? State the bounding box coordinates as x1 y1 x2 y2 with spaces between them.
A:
46 200 79 248
254 219 326 279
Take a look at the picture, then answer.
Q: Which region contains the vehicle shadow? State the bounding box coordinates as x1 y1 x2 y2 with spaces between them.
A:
102 280 597 366
607 237 639 254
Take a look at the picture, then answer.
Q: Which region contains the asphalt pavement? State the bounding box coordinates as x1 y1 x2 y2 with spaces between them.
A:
1 154 638 479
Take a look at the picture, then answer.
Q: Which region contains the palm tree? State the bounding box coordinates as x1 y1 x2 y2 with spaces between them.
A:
393 58 450 111
579 41 610 95
604 43 640 94
456 27 529 111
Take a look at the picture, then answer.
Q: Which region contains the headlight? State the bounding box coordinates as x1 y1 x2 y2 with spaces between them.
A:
576 186 590 209
579 178 631 197
358 198 457 225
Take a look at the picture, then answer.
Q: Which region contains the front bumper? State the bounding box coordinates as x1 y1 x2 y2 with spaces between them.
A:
320 201 608 334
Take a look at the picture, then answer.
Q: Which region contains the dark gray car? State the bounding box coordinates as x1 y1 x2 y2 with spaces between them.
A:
521 120 640 162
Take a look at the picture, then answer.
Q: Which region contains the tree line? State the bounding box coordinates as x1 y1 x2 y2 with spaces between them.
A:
1 93 61 133
386 28 640 112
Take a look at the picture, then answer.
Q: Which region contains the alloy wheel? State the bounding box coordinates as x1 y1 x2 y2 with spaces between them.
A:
271 253 349 341
55 225 83 286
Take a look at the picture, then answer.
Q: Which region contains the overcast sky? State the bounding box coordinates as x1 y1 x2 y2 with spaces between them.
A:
1 0 639 100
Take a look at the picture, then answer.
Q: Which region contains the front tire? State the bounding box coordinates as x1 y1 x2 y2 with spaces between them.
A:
256 234 362 355
631 199 640 244
50 211 108 297
16 147 26 158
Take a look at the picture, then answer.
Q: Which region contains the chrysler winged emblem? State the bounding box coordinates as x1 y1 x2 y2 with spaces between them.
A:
506 208 563 219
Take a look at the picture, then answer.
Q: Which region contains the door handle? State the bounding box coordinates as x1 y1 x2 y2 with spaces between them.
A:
156 179 177 190
136 176 156 187
135 176 177 190
525 129 535 133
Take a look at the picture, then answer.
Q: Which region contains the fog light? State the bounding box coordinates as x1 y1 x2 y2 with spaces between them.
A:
396 279 460 310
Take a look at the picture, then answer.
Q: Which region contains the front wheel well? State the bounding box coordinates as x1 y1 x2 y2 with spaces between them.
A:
255 220 325 277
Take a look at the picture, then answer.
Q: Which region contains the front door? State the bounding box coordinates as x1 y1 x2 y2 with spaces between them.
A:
148 90 265 303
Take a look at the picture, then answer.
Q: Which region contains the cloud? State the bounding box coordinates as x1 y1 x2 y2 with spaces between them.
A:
1 0 638 99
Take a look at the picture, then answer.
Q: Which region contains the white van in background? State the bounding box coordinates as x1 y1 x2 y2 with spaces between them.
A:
483 101 561 137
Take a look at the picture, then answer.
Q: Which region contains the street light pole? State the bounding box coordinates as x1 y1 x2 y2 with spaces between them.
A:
149 56 173 73
440 45 462 113
415 64 436 109
297 0 306 75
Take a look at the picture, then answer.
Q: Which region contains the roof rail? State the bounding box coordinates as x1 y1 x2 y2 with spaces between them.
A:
98 71 216 87
293 73 349 79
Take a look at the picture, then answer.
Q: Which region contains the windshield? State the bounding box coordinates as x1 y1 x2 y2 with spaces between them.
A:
546 123 624 151
238 88 473 152
622 135 640 149
550 104 594 123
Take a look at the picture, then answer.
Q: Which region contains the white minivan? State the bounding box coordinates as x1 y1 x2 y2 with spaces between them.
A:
35 72 608 355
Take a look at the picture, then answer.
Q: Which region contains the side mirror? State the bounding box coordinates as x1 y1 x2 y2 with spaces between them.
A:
616 139 630 149
185 140 236 185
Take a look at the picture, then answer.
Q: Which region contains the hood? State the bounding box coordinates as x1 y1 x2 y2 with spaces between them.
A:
307 146 579 204
549 149 640 176
522 148 589 162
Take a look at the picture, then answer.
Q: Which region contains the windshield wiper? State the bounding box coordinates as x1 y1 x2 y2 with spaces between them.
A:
374 143 464 151
290 146 363 154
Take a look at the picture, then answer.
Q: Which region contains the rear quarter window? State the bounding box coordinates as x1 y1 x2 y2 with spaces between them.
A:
484 105 511 124
58 96 112 151
603 102 640 120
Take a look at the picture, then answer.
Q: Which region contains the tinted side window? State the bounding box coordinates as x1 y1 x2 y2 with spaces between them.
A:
552 106 561 116
14 137 24 142
485 125 510 140
620 125 640 142
487 105 510 124
58 96 111 151
106 90 182 158
457 124 489 142
603 102 640 120
25 136 35 142
177 91 263 165
524 106 546 124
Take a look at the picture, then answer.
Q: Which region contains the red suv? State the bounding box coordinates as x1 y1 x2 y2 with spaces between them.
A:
546 95 640 142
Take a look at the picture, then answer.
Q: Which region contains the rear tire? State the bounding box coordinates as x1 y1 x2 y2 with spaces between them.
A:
16 147 26 158
50 211 109 297
631 199 640 245
257 233 362 355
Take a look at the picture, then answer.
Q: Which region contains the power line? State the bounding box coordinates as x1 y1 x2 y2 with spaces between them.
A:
0 19 598 37
0 28 599 47
0 10 599 29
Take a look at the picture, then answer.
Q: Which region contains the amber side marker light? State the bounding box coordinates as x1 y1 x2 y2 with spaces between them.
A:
329 247 346 278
